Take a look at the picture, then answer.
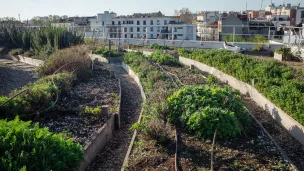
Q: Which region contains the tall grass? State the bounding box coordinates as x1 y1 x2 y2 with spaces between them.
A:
0 22 84 59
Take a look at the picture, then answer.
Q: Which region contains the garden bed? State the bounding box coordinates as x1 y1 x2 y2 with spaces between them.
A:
37 62 120 147
122 51 293 170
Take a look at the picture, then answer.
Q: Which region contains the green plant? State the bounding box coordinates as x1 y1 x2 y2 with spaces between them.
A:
275 47 291 55
9 48 24 56
178 48 304 125
81 106 102 116
149 43 171 50
252 44 264 51
0 117 83 171
0 73 73 119
167 86 250 138
148 50 181 66
207 75 217 84
94 48 119 57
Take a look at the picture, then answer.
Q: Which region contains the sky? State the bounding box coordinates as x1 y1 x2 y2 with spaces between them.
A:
0 0 302 20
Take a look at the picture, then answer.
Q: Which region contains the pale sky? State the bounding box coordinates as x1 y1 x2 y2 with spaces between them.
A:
0 0 301 20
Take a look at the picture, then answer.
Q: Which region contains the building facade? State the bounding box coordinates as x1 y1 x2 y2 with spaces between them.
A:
89 11 196 40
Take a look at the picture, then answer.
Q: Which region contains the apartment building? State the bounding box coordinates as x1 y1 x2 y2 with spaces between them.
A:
89 11 196 40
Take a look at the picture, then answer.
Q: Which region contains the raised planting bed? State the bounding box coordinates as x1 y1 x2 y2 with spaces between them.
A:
35 62 121 170
121 51 294 170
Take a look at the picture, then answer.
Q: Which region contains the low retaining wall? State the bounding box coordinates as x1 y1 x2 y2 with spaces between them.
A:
79 77 122 171
179 56 304 146
121 62 146 171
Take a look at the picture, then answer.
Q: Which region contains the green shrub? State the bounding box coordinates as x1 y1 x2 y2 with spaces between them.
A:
275 47 291 55
167 86 250 138
148 50 180 66
0 117 83 171
178 48 304 125
0 73 73 119
207 75 217 84
94 48 119 57
9 48 24 56
149 43 171 50
37 46 92 82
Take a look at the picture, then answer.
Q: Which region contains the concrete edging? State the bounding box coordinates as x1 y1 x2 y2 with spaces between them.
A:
121 62 146 171
79 77 122 171
179 56 304 146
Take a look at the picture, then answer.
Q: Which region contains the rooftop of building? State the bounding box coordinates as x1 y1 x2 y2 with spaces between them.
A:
116 11 166 19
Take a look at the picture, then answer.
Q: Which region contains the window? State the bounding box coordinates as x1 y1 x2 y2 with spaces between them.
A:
164 20 167 25
150 20 153 25
177 27 183 29
102 21 104 25
157 20 160 25
213 30 215 34
124 27 127 32
131 34 133 38
150 34 153 38
112 21 115 25
177 34 183 36
137 21 140 25
137 27 140 32
123 21 125 24
143 20 146 25
301 11 304 18
125 34 127 38
137 34 140 38
143 27 146 32
150 27 153 32
130 27 133 32
118 21 121 25
174 28 177 32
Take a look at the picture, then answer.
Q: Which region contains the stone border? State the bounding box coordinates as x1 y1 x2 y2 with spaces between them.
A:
179 56 304 146
79 77 122 171
121 62 146 171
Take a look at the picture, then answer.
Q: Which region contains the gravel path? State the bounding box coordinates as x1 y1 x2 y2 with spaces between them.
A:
0 59 36 96
86 64 142 171
242 95 304 170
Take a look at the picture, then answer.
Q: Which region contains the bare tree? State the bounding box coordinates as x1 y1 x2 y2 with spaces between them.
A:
173 8 193 24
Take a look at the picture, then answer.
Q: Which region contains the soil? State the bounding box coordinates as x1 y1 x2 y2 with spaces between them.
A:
126 63 293 170
86 64 143 171
242 95 304 170
38 63 120 146
0 59 36 96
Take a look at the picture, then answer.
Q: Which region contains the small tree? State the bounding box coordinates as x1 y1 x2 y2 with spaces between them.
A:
173 8 193 24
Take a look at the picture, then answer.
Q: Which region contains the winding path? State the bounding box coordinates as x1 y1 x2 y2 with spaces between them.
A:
0 59 37 96
86 64 142 171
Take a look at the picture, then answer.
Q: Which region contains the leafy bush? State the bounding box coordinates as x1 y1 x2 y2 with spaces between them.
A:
275 47 292 55
37 46 92 82
178 48 304 125
0 73 73 119
207 75 217 84
149 43 171 50
223 35 268 43
148 50 181 66
0 117 83 171
9 48 24 56
81 106 102 116
94 48 119 57
167 86 250 138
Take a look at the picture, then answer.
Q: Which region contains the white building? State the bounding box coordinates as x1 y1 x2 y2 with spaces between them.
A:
89 11 196 40
196 11 220 39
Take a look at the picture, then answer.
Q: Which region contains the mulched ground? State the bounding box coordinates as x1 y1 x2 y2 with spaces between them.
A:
126 64 293 171
86 64 142 171
38 63 120 146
